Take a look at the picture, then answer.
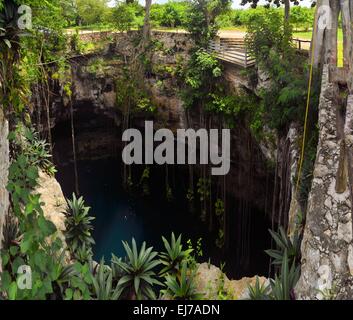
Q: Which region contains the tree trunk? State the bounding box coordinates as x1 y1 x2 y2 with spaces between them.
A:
142 0 152 45
340 0 352 69
0 108 10 262
284 0 290 22
311 0 340 68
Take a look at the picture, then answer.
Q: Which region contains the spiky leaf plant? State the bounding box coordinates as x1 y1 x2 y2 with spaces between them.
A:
64 193 95 254
1 211 20 250
269 250 300 300
248 276 271 300
91 258 122 300
73 243 93 264
112 238 161 300
159 233 193 276
161 261 202 300
265 226 300 266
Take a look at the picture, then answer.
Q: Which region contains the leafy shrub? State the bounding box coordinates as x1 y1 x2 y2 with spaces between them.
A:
112 238 161 300
265 226 301 267
159 233 193 276
64 193 95 254
91 259 122 300
161 261 201 300
9 124 56 176
248 276 270 300
1 212 20 250
269 250 300 300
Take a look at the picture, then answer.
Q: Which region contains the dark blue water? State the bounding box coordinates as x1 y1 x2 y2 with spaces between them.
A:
52 113 273 279
56 159 216 262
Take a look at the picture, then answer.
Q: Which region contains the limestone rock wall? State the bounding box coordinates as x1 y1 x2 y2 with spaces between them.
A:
33 170 66 242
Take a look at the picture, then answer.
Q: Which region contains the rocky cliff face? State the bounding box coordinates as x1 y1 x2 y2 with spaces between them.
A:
0 109 9 254
39 32 275 214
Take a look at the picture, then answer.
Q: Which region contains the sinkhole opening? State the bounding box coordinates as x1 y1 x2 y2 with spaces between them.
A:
51 104 273 279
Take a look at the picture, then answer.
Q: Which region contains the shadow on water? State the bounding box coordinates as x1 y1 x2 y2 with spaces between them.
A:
55 158 218 264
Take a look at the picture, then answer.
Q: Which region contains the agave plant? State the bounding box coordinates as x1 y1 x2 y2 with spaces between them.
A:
269 250 300 300
112 238 161 300
0 0 21 49
159 233 193 276
91 258 122 300
111 254 124 280
64 193 95 254
73 243 93 264
248 276 271 300
22 127 56 176
265 226 301 266
161 261 201 300
1 211 20 250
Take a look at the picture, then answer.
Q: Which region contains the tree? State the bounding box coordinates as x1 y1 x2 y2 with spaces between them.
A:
142 0 152 44
112 2 143 32
290 6 314 31
76 0 109 25
240 0 305 22
186 0 231 48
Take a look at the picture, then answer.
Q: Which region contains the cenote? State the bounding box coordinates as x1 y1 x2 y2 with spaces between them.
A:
52 106 273 279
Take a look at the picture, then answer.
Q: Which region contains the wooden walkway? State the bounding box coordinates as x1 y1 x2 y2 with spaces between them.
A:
209 37 255 68
209 37 311 68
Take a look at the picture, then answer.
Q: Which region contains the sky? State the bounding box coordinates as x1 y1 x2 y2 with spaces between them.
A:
109 0 314 9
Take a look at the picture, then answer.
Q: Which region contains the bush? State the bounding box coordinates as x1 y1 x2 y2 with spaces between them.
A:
64 193 95 255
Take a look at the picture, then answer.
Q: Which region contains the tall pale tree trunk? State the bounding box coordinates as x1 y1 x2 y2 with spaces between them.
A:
311 0 340 68
296 0 353 299
340 0 352 69
0 108 10 259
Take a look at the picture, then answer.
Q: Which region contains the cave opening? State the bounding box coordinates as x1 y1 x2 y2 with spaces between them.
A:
51 102 273 279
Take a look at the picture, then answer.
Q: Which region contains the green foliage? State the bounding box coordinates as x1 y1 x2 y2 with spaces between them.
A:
265 226 301 267
297 129 319 208
76 0 111 26
185 0 231 48
73 243 93 264
91 258 122 300
112 238 161 300
269 250 300 300
2 124 65 299
197 178 210 202
115 67 156 115
245 7 319 131
248 276 271 300
112 2 144 32
161 261 202 300
1 211 20 250
264 228 301 300
64 193 95 255
139 166 151 196
159 233 193 276
215 199 225 248
11 125 56 176
290 6 314 31
63 261 93 300
151 1 189 28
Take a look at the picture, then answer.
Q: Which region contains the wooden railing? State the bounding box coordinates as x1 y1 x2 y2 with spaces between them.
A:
208 38 255 68
293 38 311 51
